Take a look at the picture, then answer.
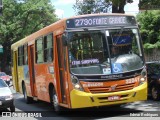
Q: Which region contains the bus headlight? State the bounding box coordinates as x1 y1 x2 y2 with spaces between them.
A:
139 69 147 85
71 75 84 91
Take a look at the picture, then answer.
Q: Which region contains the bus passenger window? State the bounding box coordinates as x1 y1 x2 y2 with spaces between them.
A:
36 37 44 63
44 34 53 62
18 46 24 66
24 44 28 65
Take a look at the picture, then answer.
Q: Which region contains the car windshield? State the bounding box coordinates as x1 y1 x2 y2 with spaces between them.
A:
0 79 8 88
68 28 144 75
0 72 6 76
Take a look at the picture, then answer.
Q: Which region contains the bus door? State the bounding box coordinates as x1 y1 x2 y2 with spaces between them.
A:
28 45 37 97
56 35 68 104
13 51 19 92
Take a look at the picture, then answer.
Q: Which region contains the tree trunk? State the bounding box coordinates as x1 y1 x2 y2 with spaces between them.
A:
112 0 126 13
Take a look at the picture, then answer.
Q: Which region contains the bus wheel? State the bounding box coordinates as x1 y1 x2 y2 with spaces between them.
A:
22 84 33 104
51 89 62 112
151 85 160 101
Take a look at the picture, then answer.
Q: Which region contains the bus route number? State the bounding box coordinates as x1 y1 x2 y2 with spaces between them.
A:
74 17 127 27
74 17 108 27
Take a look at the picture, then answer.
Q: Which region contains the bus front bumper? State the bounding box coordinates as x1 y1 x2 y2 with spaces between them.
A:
70 82 147 109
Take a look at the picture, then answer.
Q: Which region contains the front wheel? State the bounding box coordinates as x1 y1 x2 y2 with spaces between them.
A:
151 85 160 101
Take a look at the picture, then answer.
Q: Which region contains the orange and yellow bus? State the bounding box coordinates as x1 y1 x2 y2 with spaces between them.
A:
11 13 147 112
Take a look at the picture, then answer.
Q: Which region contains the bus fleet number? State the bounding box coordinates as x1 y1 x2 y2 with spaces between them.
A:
126 78 138 84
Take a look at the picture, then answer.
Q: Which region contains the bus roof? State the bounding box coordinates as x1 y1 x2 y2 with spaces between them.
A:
67 13 135 19
11 13 136 50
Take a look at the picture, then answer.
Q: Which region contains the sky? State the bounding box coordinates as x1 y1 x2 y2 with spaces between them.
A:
51 0 76 18
51 0 140 18
124 0 139 15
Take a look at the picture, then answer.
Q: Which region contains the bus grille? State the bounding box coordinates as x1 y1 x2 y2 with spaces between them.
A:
88 83 135 93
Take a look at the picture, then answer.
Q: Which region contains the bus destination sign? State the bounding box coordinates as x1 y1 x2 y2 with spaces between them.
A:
66 15 136 28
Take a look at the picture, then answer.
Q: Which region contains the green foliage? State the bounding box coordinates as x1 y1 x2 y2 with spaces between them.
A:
73 0 132 15
73 0 96 15
140 0 160 10
137 10 160 51
0 0 58 73
0 0 58 43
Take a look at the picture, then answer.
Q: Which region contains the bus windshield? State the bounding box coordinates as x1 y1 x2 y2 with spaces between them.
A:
68 28 144 75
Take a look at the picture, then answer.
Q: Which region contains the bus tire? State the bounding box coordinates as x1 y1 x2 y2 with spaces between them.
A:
151 85 160 101
50 88 62 113
22 84 33 104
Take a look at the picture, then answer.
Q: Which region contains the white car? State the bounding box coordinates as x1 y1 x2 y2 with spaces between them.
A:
0 79 15 112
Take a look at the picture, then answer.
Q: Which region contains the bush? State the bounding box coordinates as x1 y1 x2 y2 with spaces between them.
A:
137 10 160 51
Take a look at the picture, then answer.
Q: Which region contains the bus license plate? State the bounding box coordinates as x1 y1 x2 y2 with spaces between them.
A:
0 101 2 105
108 96 120 101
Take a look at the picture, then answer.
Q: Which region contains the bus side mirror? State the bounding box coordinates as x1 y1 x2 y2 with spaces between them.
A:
62 34 68 46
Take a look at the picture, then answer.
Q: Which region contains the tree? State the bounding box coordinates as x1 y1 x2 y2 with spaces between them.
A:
0 0 2 16
137 10 160 51
73 0 95 14
112 0 125 13
0 0 58 74
139 0 160 10
73 0 133 15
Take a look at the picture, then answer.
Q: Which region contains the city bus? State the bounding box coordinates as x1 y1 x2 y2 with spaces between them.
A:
11 13 147 112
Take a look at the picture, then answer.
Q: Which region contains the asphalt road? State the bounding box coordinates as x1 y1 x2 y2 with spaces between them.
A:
0 84 160 120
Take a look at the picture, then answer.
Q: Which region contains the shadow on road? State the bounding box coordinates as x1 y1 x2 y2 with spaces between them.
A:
3 84 159 119
12 93 143 118
58 106 142 118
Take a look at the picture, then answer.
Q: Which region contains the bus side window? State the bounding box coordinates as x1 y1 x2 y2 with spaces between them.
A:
24 44 28 65
18 46 24 66
44 33 53 62
36 37 44 63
